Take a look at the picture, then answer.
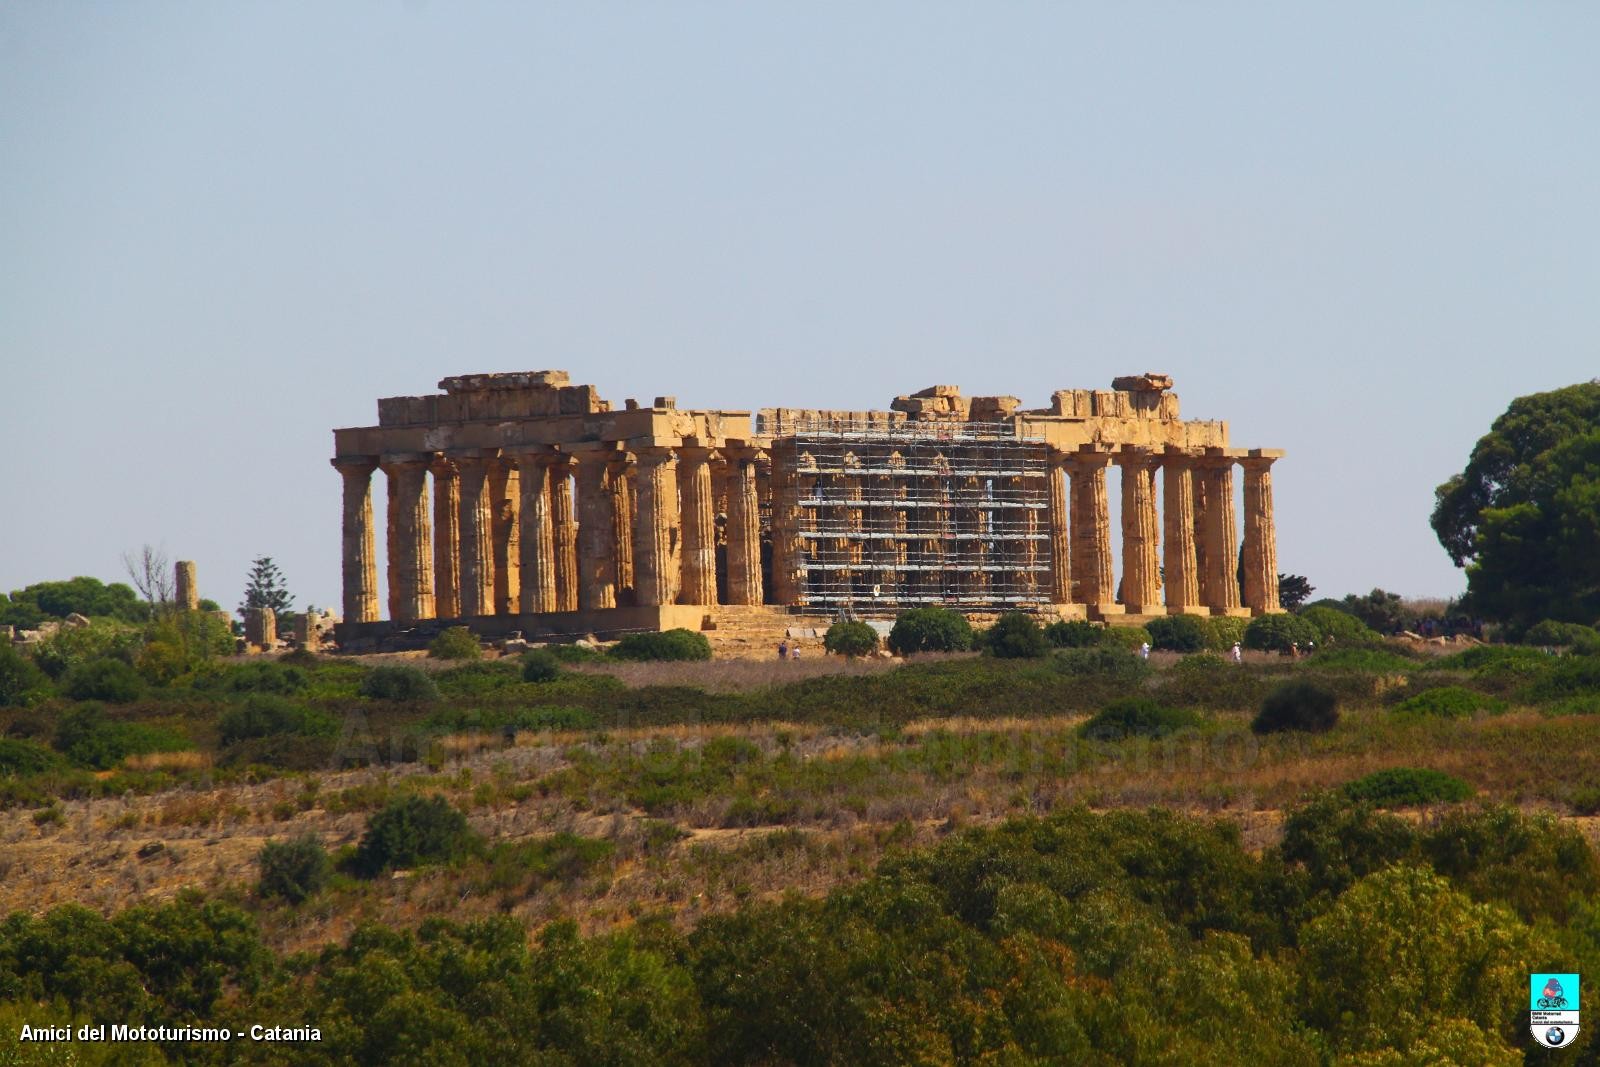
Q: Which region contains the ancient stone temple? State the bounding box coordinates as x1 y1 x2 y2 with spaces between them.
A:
331 371 1283 644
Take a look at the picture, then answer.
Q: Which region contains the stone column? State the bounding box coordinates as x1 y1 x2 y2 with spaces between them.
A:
1115 448 1162 614
633 447 681 607
573 448 618 611
1161 448 1202 614
487 459 520 615
245 607 276 650
1067 450 1117 612
724 449 764 606
429 456 461 619
1240 451 1284 615
1047 454 1073 603
1198 452 1243 615
381 453 435 622
611 455 636 602
549 456 579 612
174 561 198 612
769 443 802 605
454 451 496 618
511 451 558 615
678 446 719 606
332 457 380 623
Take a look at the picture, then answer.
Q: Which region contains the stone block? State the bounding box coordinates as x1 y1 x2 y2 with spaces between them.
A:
1111 372 1175 392
1159 394 1181 420
63 613 90 628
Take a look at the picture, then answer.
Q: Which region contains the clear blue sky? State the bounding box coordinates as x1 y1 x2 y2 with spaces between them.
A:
3 2 1596 613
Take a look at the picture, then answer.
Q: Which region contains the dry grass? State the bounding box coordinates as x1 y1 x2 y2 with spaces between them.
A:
574 654 959 692
122 751 212 772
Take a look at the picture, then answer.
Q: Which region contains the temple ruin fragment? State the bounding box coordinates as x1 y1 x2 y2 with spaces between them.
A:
331 371 1283 646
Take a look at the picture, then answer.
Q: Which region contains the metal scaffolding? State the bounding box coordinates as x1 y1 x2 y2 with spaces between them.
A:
770 422 1054 612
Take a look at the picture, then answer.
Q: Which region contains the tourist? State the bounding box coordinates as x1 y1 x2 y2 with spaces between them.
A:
1139 641 1151 660
1231 642 1243 665
778 641 788 660
790 644 801 660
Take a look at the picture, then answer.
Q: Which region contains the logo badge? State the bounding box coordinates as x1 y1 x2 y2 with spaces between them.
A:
1531 973 1580 1049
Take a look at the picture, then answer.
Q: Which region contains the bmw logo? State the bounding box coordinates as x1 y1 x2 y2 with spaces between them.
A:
1547 1026 1567 1046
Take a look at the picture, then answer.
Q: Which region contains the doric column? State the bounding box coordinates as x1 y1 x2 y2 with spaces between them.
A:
453 450 496 618
1047 453 1073 603
1115 447 1162 613
175 561 198 612
381 453 435 622
769 443 802 605
487 459 520 615
678 446 719 605
1192 468 1211 598
510 450 558 615
1198 452 1243 614
632 448 681 607
1161 448 1202 614
331 457 380 623
1067 449 1117 611
724 448 764 605
384 464 401 621
430 455 461 619
1240 450 1284 614
611 455 636 602
549 456 578 612
573 447 618 611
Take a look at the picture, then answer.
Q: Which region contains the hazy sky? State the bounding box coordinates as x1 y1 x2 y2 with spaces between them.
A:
3 3 1596 614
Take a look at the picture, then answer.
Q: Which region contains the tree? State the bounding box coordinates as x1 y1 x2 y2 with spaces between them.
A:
122 545 174 613
1277 574 1314 611
238 556 293 619
1432 380 1600 626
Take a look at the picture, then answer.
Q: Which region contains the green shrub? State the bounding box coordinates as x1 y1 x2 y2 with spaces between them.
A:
887 608 973 655
1524 619 1598 647
1242 613 1319 654
52 703 189 770
29 620 141 680
0 737 60 776
435 660 523 696
1251 680 1339 734
0 644 48 707
258 834 333 903
1342 768 1474 807
218 695 336 746
1299 605 1380 645
611 628 713 662
522 649 563 682
1144 615 1208 652
215 662 309 696
1051 646 1151 680
1542 694 1600 716
1043 619 1100 647
1305 647 1417 673
354 794 475 876
1202 616 1249 651
983 613 1047 659
428 626 482 661
1155 653 1267 711
358 665 440 701
1079 698 1202 740
823 621 879 658
1096 625 1151 651
1391 686 1501 719
60 657 144 703
545 643 604 663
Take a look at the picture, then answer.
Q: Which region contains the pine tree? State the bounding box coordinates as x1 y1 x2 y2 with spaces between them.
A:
238 556 294 618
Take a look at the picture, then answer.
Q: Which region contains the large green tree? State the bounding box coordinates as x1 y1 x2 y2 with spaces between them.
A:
1432 381 1600 627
